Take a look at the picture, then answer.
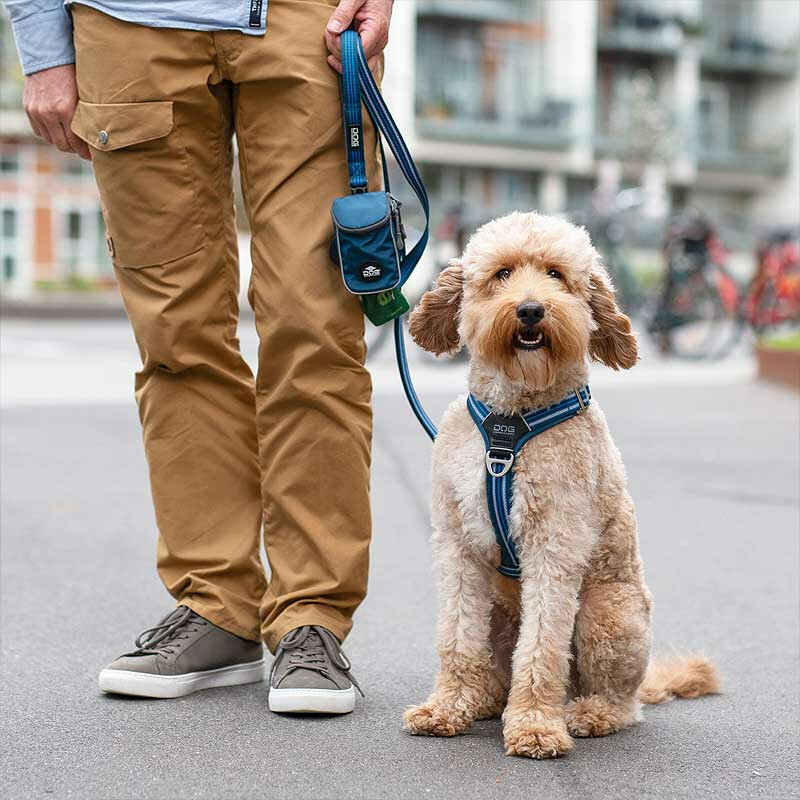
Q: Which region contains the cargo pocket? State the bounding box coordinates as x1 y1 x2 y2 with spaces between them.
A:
71 100 206 268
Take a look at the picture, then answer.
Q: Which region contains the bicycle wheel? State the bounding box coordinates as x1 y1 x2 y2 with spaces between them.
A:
750 277 800 337
648 267 740 360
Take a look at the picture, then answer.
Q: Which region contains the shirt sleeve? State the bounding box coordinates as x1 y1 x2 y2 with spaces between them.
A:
4 1 76 75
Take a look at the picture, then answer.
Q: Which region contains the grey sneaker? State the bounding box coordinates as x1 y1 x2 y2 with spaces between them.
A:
98 606 264 698
268 625 362 714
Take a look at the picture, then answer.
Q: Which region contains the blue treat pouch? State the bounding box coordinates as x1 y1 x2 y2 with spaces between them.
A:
330 190 405 295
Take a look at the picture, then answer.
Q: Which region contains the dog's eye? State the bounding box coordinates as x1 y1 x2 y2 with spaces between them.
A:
547 268 564 281
495 268 512 281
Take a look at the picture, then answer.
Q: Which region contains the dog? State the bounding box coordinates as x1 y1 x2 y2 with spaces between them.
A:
403 212 718 759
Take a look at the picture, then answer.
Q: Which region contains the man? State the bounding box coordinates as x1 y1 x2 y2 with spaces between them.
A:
6 0 393 714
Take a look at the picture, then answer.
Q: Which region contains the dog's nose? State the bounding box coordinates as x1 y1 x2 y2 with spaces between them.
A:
516 301 545 326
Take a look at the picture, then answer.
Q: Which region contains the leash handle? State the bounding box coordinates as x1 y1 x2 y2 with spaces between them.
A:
340 30 430 285
340 32 369 192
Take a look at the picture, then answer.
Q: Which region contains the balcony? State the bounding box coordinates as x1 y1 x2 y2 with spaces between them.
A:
697 138 792 176
416 0 540 24
597 3 690 57
597 26 684 57
701 36 799 78
416 101 575 150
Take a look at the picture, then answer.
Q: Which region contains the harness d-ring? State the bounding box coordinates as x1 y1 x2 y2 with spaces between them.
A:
485 448 514 477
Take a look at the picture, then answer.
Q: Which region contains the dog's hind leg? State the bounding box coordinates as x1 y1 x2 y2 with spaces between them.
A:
567 580 650 737
404 528 501 737
481 575 520 718
567 506 652 738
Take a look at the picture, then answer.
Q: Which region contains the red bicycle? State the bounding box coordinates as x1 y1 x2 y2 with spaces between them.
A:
742 230 800 335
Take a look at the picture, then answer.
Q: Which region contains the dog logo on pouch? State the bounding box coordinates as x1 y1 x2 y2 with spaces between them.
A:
360 263 382 281
349 126 360 149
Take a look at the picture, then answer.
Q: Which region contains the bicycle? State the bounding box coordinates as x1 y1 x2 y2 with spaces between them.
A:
741 229 800 337
645 214 742 360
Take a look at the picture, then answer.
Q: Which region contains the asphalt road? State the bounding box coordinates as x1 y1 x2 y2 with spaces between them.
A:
1 319 798 800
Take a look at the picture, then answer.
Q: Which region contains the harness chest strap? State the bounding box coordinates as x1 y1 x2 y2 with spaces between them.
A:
466 386 591 580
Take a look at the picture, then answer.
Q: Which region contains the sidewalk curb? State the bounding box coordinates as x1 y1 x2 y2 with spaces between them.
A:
0 295 256 321
1 295 127 320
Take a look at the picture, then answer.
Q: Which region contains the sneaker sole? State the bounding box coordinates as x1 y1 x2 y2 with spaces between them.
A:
268 686 356 714
98 659 265 699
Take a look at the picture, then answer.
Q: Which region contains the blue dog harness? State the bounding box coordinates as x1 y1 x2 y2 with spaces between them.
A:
465 386 591 579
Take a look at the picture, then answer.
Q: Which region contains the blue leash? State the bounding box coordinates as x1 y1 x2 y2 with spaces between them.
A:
339 31 437 435
394 316 438 441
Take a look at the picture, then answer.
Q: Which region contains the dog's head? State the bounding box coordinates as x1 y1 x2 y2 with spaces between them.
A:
409 212 637 389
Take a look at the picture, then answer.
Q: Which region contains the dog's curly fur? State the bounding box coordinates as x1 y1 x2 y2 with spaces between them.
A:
404 212 719 759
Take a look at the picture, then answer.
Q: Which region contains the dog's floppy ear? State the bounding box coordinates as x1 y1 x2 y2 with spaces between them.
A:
409 259 464 356
588 258 638 370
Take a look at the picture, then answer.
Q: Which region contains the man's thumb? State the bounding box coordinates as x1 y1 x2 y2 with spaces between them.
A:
327 0 361 33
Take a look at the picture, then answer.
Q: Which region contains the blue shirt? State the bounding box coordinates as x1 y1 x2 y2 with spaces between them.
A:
5 1 270 75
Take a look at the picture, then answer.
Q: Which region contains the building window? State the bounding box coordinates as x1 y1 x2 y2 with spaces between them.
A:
2 207 16 238
0 149 19 173
415 17 545 129
66 210 82 240
59 207 113 279
703 0 758 52
96 210 112 272
65 157 93 177
566 177 596 213
0 206 18 282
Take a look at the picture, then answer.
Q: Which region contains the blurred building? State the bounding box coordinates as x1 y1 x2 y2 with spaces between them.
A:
1 18 113 296
1 0 798 296
384 0 799 246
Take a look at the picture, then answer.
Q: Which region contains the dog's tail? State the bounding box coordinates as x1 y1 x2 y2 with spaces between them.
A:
638 654 720 705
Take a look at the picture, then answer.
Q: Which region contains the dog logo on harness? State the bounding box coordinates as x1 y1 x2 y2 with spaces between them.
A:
349 126 360 149
360 263 382 281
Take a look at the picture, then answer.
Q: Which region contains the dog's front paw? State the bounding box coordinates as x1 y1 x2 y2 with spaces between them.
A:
503 718 573 759
403 703 469 737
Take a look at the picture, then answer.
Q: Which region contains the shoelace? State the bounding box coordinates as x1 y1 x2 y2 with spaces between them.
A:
279 626 364 697
131 606 207 659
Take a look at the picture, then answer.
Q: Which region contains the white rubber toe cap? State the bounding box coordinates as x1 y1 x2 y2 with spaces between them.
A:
268 685 356 714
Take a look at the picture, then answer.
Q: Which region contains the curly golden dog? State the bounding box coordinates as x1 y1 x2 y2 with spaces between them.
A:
404 212 718 759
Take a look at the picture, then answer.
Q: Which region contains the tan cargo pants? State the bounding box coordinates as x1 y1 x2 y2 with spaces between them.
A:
70 1 380 650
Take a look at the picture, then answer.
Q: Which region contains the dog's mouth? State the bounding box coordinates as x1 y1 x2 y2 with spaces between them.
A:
514 326 547 351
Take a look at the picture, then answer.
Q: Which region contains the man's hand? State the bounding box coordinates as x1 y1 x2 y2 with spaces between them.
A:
23 64 91 161
325 0 393 75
